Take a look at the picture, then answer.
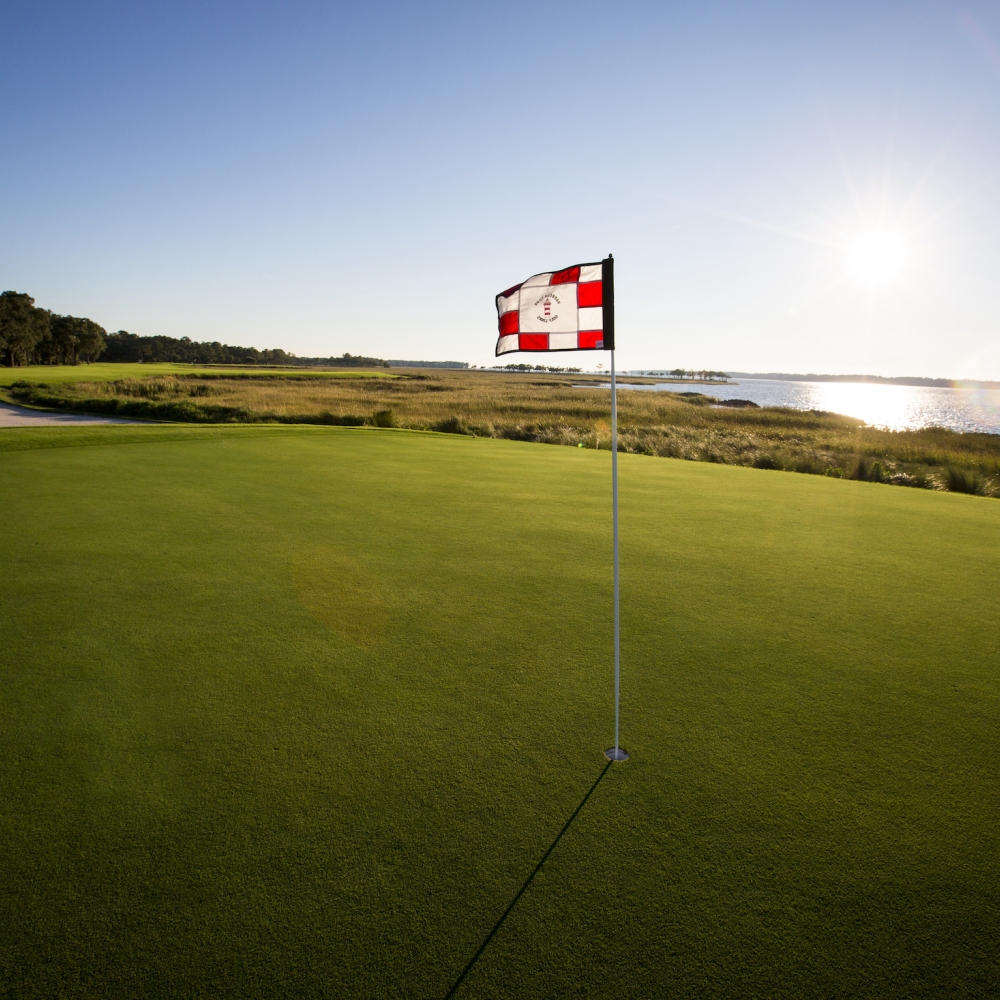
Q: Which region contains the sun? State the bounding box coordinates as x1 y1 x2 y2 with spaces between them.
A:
846 230 908 287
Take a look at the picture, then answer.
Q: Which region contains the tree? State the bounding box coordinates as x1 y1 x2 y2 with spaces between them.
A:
49 314 79 364
76 318 106 362
0 292 50 366
32 310 58 364
47 315 106 364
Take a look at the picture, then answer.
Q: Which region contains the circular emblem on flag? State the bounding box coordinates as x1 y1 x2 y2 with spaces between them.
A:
533 291 561 324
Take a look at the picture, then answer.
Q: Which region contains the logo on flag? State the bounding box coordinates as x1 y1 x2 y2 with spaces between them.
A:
534 291 561 323
495 257 614 356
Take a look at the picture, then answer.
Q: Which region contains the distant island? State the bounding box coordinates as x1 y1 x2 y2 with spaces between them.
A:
728 372 1000 390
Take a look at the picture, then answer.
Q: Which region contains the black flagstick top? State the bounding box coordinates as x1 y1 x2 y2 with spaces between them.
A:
602 254 615 352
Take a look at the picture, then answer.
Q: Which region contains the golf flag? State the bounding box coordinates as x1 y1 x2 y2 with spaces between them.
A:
495 257 615 356
491 254 627 761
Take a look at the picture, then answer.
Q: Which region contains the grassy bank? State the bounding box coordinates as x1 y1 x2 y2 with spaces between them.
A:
5 365 1000 495
1 425 998 997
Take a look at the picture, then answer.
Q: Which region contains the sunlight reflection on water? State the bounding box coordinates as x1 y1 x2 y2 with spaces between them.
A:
609 379 1000 435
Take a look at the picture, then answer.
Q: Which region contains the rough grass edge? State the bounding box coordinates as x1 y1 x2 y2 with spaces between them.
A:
7 385 998 497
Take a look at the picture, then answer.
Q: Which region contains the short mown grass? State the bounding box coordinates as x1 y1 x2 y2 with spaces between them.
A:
0 425 998 998
0 361 395 385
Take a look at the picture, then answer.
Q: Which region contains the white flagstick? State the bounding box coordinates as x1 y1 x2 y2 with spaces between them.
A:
606 349 628 761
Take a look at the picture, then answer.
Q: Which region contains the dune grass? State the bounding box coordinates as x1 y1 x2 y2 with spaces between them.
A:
7 365 1000 495
0 424 998 998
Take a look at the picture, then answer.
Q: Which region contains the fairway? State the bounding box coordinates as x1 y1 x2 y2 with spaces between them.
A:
0 361 395 390
1 426 998 998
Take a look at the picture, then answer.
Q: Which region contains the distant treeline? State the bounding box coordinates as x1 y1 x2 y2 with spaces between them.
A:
493 363 582 373
106 337 390 367
729 372 1000 389
290 353 390 368
103 331 297 365
647 369 730 381
0 290 393 368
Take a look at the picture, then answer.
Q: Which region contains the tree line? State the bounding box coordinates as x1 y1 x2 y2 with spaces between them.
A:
102 330 296 365
492 363 583 373
0 290 389 368
102 340 389 367
645 368 729 381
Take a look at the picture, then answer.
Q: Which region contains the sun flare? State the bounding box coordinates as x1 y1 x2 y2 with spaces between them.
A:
846 230 908 287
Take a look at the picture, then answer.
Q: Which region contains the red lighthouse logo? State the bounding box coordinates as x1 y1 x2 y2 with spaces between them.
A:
533 291 561 323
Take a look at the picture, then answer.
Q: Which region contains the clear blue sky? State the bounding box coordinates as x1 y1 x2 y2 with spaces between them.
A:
3 1 1000 376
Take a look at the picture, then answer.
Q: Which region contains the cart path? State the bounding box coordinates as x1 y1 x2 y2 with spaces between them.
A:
0 402 142 426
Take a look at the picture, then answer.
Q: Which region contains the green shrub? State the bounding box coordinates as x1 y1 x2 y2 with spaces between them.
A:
849 457 890 482
370 409 397 428
433 416 472 435
305 413 365 426
868 460 889 483
946 466 980 494
717 398 760 408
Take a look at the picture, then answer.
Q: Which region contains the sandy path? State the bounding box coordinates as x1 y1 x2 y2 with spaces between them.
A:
0 402 142 427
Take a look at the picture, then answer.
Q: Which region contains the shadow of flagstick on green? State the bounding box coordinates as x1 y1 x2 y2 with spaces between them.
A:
444 759 616 998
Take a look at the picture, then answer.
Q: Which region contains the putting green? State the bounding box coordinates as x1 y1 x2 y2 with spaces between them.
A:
0 425 997 998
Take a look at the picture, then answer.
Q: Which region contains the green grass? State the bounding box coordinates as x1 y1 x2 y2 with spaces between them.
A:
1 425 998 998
0 361 394 389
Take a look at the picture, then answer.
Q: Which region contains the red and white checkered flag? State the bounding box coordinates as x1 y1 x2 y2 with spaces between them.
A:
495 257 614 356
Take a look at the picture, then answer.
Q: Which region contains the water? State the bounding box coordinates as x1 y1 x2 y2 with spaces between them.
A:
598 378 1000 435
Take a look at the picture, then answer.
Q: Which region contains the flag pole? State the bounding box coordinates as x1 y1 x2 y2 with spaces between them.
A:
604 257 627 763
